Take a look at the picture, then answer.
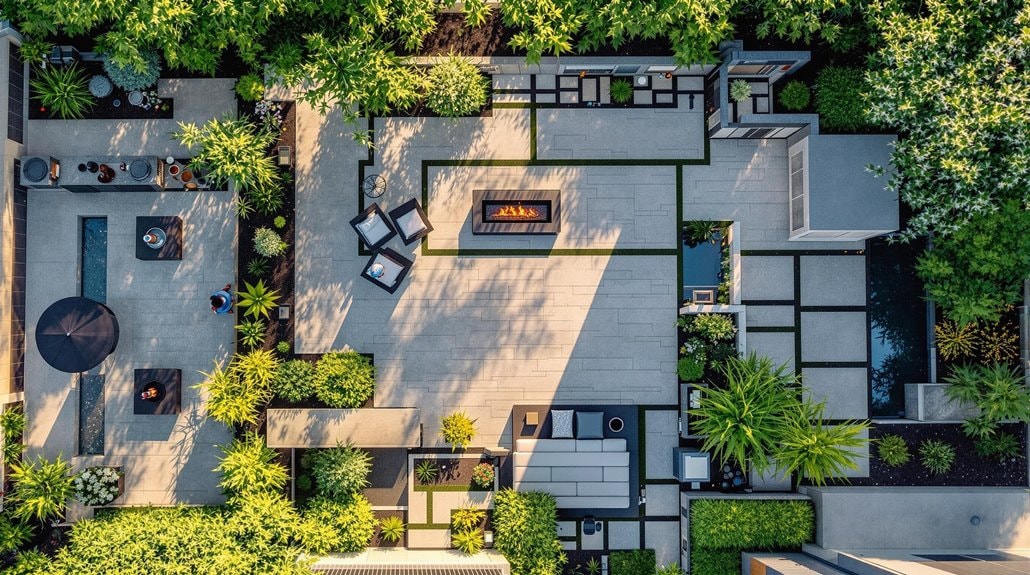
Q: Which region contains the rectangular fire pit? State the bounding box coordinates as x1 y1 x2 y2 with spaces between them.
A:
472 190 561 235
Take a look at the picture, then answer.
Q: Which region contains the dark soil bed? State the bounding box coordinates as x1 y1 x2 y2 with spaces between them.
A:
28 60 174 120
563 551 604 575
413 456 494 491
833 423 1028 487
371 510 408 547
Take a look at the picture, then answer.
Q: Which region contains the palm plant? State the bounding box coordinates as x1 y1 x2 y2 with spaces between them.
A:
237 279 281 319
235 319 266 349
775 402 868 485
452 528 485 555
31 64 93 119
7 455 74 522
378 515 405 543
216 432 288 502
415 459 438 483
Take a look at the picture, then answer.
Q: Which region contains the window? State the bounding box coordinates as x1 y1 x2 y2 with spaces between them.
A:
646 65 678 73
789 150 805 231
8 46 25 143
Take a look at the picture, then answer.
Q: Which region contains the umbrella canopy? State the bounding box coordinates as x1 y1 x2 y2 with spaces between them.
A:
36 297 119 373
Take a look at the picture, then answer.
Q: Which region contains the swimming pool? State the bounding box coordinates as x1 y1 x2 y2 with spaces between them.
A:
867 236 930 417
682 241 721 301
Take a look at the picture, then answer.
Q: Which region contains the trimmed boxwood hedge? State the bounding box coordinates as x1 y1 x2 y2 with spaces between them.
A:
610 550 656 575
690 499 814 575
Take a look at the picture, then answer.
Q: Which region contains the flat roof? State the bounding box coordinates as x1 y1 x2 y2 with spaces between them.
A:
807 134 899 231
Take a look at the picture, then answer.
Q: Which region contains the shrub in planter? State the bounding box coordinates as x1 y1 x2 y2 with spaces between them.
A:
0 514 33 554
305 443 372 500
778 80 810 111
235 319 266 349
682 220 722 247
440 411 477 451
689 548 738 575
426 55 488 117
379 515 405 543
452 528 485 555
103 50 161 91
253 227 287 257
72 466 122 506
730 79 752 103
237 279 281 320
235 73 265 102
977 321 1019 363
689 314 736 343
31 64 93 119
88 75 113 98
215 432 288 502
934 320 977 361
276 340 291 355
492 489 563 575
1 404 26 465
609 550 656 575
815 66 869 132
6 455 74 522
610 79 633 104
452 506 485 531
877 433 910 467
690 499 813 549
313 350 376 408
944 363 1030 439
974 431 1023 461
273 215 287 229
272 359 316 403
919 439 956 475
198 351 278 427
415 459 438 483
677 356 705 382
472 462 495 488
301 495 376 554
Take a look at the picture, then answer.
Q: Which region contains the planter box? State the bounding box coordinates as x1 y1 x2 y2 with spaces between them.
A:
903 383 978 421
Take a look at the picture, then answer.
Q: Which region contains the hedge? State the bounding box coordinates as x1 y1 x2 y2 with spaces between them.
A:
492 489 564 575
610 550 656 575
690 499 813 550
689 548 739 575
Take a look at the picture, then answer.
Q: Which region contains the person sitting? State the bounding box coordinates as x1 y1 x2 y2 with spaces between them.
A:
210 284 233 314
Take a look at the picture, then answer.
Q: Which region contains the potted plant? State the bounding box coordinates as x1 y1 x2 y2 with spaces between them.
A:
609 79 633 104
72 466 124 507
471 462 495 489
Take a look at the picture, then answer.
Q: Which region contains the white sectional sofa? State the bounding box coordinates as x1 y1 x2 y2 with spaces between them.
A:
513 438 631 508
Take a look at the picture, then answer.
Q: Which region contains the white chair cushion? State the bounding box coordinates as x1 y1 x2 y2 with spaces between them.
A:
551 409 574 438
356 212 391 245
369 254 403 287
396 209 427 237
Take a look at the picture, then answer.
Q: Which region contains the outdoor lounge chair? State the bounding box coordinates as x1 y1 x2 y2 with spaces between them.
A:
388 198 434 245
349 203 397 250
360 247 413 294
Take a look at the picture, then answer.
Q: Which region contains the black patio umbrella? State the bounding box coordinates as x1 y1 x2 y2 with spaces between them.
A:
35 297 120 373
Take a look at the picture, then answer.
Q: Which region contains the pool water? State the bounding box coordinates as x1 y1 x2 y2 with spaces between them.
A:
81 217 107 303
682 241 721 299
867 236 930 417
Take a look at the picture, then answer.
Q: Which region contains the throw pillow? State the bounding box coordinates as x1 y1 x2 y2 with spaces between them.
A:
576 411 604 439
550 409 574 438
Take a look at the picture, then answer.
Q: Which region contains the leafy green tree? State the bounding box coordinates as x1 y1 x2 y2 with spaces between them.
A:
866 0 1030 241
172 115 281 198
754 0 857 45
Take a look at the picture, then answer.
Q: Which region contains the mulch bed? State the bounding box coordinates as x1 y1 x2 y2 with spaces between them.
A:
563 551 604 575
28 60 174 120
413 456 494 491
371 510 407 548
830 423 1028 487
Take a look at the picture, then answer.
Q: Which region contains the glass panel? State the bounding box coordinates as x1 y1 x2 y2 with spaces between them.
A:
790 197 805 230
790 150 803 173
791 170 804 199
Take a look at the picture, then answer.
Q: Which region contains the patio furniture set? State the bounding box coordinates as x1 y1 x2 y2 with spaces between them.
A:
349 180 433 294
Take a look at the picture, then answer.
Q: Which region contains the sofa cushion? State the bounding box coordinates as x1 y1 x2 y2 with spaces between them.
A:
356 212 391 245
513 466 551 483
602 438 627 452
396 209 427 237
516 439 577 452
551 409 574 438
514 451 629 468
576 411 604 439
554 496 630 509
575 440 603 452
551 467 603 482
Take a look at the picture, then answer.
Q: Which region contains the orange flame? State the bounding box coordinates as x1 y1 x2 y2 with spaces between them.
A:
495 205 541 219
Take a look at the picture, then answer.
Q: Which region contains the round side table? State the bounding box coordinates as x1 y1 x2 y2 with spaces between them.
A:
362 174 386 199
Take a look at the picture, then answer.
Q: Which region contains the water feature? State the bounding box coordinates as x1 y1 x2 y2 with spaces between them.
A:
81 217 108 302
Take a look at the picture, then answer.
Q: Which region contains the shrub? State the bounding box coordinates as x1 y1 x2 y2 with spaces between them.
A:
426 55 488 117
237 279 281 320
253 227 287 257
305 443 372 500
815 66 869 132
452 528 485 555
246 257 269 278
249 183 285 215
301 496 376 554
775 403 869 486
88 75 113 98
610 79 633 104
689 314 736 342
276 340 292 355
974 432 1023 461
452 506 485 531
313 350 376 408
609 550 656 575
934 320 977 361
198 351 278 427
690 499 814 549
729 79 752 103
656 564 683 575
778 80 810 111
235 73 265 102
877 434 910 467
216 432 288 502
1 404 26 465
977 322 1019 363
7 455 74 522
492 489 564 575
415 459 438 483
235 319 266 349
677 356 705 382
440 411 477 451
31 64 93 119
945 363 1030 439
227 490 303 546
472 462 495 489
0 514 33 554
103 50 161 91
274 215 287 229
72 466 121 506
681 220 722 247
172 115 281 197
689 548 739 575
919 439 956 475
272 359 316 403
379 515 405 543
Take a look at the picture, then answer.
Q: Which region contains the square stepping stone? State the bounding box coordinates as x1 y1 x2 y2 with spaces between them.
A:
560 92 580 104
559 76 579 89
800 312 867 362
537 75 556 90
800 255 867 306
652 76 673 91
656 93 674 104
802 367 869 419
536 93 557 104
607 521 640 550
645 484 680 517
634 90 652 105
645 521 681 568
741 256 794 301
746 332 795 372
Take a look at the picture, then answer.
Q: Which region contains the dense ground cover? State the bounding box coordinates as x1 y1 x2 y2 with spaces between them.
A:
689 499 814 575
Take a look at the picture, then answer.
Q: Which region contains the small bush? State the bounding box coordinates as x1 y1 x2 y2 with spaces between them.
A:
272 359 316 403
1 404 26 465
7 455 74 522
452 506 486 531
609 550 656 575
689 548 739 575
276 340 292 355
301 496 376 554
237 279 280 320
452 528 485 555
610 79 633 104
729 79 752 103
273 215 287 229
235 73 265 102
305 443 372 500
246 257 269 278
88 75 113 98
919 439 956 475
815 66 869 132
253 227 287 257
103 50 161 91
934 320 978 361
216 432 288 503
977 322 1019 363
31 64 93 119
440 411 477 451
72 466 121 506
689 314 736 342
493 489 563 575
0 514 33 554
235 319 266 349
379 515 405 543
677 356 705 382
778 80 810 111
472 462 495 488
974 432 1023 462
690 499 813 549
313 350 376 408
426 55 488 117
415 459 438 483
877 434 910 467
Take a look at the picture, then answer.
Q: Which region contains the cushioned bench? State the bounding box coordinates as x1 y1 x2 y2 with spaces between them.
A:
513 438 631 509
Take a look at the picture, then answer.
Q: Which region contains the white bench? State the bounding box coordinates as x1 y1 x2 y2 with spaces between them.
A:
513 438 631 509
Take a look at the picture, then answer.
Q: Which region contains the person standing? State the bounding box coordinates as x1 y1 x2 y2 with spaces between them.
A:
210 284 233 314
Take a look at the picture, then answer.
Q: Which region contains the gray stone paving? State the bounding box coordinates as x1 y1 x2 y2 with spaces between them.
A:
740 256 794 301
645 521 681 568
607 520 641 550
645 410 678 480
746 332 796 372
800 312 867 362
803 368 869 419
800 256 866 306
644 484 680 517
537 106 703 160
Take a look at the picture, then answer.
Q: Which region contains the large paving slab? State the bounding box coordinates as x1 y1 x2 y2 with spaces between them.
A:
427 165 677 251
537 106 704 160
802 368 869 419
800 256 866 306
740 256 794 301
800 312 867 363
745 332 796 372
645 521 681 568
645 410 678 480
607 520 641 550
644 484 680 517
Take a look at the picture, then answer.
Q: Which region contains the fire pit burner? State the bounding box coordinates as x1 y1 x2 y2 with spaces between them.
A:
483 201 552 223
473 190 561 235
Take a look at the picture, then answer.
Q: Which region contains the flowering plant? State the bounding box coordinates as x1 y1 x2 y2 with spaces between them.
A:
73 466 122 506
471 462 494 489
255 100 283 134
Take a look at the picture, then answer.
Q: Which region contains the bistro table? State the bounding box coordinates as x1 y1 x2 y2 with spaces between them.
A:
136 216 183 260
133 368 181 415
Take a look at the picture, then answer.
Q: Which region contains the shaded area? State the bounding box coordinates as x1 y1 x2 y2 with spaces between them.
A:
867 237 928 417
364 448 409 507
